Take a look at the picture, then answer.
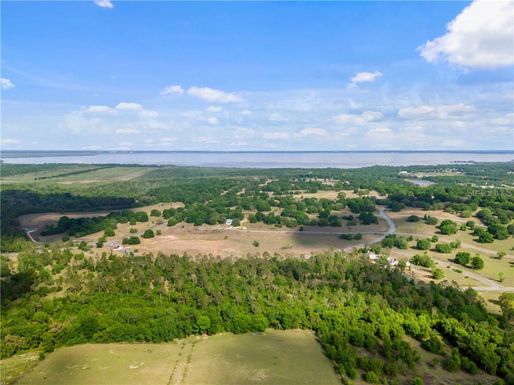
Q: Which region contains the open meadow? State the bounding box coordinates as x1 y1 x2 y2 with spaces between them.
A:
2 330 341 385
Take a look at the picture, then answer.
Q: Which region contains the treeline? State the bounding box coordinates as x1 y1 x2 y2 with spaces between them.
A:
0 190 136 252
41 210 150 237
1 250 513 383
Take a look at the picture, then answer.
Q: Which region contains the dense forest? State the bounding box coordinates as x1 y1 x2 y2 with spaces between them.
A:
1 249 513 384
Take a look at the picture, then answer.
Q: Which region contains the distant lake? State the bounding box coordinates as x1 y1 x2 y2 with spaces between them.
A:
1 151 513 168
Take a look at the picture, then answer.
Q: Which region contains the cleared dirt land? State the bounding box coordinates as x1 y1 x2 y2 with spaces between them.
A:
4 330 341 385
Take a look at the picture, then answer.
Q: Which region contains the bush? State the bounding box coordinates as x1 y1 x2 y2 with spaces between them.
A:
471 256 484 270
438 220 458 235
122 236 140 245
454 252 471 266
443 348 461 372
421 334 443 354
363 371 380 384
104 228 115 237
252 240 259 247
142 229 154 239
424 215 438 225
410 253 434 268
416 239 431 250
461 356 478 374
435 243 452 254
150 209 161 217
431 268 444 280
407 215 420 223
167 218 178 227
129 228 138 233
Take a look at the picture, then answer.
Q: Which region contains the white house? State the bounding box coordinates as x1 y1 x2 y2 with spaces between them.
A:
225 219 233 226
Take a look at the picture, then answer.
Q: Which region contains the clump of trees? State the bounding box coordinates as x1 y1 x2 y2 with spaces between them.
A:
410 253 434 268
122 236 140 245
454 252 485 270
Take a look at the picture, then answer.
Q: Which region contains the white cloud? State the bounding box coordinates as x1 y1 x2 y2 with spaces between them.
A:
269 112 287 122
234 127 255 137
300 127 327 136
206 106 222 112
85 105 115 114
240 109 252 116
161 85 184 95
350 71 382 84
115 128 140 135
263 132 291 140
187 87 242 103
195 136 220 144
419 0 514 69
491 112 514 126
118 141 133 148
161 137 176 143
398 103 474 119
0 138 21 146
1 78 15 90
94 0 113 8
116 102 143 111
335 111 383 125
367 127 392 136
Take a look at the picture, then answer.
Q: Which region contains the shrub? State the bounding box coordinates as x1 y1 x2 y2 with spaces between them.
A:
407 215 420 223
363 371 380 384
122 236 140 245
435 243 452 254
454 252 471 266
167 218 178 227
252 240 259 247
461 356 478 374
416 239 431 250
424 215 438 225
471 256 484 270
104 228 115 237
431 268 444 280
150 209 161 217
410 253 434 268
421 334 443 354
142 229 154 239
438 220 458 235
443 348 461 372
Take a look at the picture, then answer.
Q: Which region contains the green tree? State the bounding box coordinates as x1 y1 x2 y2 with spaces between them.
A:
470 255 484 270
142 229 154 239
432 268 444 280
416 239 431 250
438 220 458 235
454 252 470 266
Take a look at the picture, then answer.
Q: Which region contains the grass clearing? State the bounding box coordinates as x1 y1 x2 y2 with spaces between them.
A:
4 330 341 385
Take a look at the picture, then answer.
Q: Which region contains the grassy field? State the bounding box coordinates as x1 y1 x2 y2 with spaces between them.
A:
2 330 341 385
23 203 387 257
1 166 152 185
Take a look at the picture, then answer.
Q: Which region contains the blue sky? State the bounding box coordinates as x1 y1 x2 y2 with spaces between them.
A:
1 0 513 150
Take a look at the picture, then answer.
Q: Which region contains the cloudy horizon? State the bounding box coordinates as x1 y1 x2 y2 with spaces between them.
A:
1 1 513 151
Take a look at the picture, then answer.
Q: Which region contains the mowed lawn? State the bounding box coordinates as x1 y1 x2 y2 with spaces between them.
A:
6 330 341 385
